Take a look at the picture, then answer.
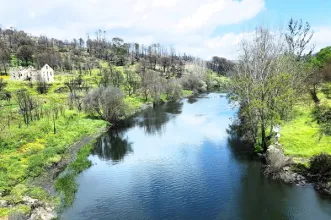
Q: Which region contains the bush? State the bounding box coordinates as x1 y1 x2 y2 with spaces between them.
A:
310 153 331 180
180 74 207 93
312 105 331 136
83 86 125 123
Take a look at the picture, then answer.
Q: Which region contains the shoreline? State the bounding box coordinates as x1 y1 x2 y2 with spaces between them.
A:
263 145 331 197
48 93 194 218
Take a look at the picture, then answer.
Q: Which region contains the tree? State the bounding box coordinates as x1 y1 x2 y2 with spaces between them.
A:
0 78 7 91
148 72 166 104
35 51 61 69
306 46 331 103
207 56 235 75
16 90 38 125
285 18 314 60
83 86 125 123
0 42 10 75
229 27 308 151
166 78 183 101
16 45 34 65
124 67 140 96
139 70 164 102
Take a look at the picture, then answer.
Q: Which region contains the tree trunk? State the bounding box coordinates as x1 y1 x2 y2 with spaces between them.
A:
261 123 267 152
310 86 320 104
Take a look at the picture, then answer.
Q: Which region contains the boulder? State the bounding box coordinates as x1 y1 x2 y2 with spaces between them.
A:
265 145 292 172
29 207 57 220
0 200 7 207
22 196 41 207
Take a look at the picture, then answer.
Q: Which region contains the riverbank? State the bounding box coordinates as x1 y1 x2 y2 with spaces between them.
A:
257 86 331 196
0 85 193 219
264 144 331 197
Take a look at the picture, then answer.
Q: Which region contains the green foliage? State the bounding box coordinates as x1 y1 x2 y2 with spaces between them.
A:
8 204 31 216
55 174 77 208
280 96 331 157
26 187 48 202
69 144 93 173
55 143 94 208
183 90 193 97
310 153 331 180
313 46 331 68
312 104 331 136
0 208 9 217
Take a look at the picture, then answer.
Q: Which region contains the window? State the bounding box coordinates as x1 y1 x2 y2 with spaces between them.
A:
46 66 48 69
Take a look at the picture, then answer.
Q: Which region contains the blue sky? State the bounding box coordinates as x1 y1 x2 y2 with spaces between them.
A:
212 0 331 36
0 0 330 59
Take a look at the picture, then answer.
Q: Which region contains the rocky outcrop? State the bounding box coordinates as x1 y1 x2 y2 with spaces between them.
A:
1 196 57 220
29 206 57 220
264 145 307 185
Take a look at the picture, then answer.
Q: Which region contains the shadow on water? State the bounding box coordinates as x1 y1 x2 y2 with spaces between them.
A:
92 129 133 163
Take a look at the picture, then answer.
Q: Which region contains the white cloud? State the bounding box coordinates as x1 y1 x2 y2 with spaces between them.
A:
1 0 329 60
0 0 266 59
313 26 331 53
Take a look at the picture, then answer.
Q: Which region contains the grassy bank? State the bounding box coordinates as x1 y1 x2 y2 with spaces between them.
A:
55 143 95 209
280 86 331 160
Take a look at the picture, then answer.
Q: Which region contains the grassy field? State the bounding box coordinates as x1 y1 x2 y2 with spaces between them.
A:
0 67 137 217
280 86 331 159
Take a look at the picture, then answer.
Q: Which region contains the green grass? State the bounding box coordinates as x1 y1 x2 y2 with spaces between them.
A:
55 174 78 208
183 90 193 96
55 143 94 208
280 90 331 158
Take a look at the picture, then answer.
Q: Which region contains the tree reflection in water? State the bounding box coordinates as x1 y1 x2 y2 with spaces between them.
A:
93 130 133 163
92 100 183 162
136 101 183 136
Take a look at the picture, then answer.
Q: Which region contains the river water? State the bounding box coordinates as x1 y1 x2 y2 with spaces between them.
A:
62 93 331 220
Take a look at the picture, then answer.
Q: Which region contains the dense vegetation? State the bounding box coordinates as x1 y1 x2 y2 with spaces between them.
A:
227 19 331 189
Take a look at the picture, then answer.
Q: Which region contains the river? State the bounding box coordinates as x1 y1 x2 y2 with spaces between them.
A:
62 93 331 220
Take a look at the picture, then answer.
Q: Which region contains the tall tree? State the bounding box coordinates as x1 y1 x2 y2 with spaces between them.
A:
229 27 308 151
16 45 34 65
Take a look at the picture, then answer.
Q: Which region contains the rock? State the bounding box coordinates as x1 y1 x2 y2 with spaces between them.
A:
283 166 290 171
8 213 29 220
29 207 57 220
0 200 8 207
265 145 292 176
23 196 41 207
278 170 297 183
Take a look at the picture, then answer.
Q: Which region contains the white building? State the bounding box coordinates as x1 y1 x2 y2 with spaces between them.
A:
10 64 54 83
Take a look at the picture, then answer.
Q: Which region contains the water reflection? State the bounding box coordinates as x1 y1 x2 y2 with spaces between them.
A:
63 93 331 220
187 97 198 104
136 101 183 136
93 130 133 163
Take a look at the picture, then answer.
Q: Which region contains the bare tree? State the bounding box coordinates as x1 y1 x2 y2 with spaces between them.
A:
124 66 140 96
285 18 314 60
83 86 125 123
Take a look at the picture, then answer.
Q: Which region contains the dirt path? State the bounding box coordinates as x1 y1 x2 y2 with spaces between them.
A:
28 126 108 194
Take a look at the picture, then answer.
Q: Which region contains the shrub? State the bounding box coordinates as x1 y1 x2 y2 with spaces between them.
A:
83 86 125 123
310 153 331 180
312 105 331 136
